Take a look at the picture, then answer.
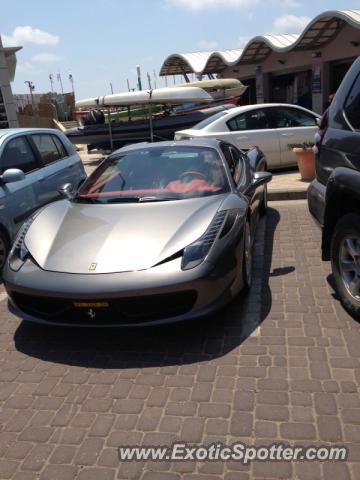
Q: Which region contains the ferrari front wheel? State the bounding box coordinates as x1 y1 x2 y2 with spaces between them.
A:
259 185 267 216
0 230 9 272
242 220 252 290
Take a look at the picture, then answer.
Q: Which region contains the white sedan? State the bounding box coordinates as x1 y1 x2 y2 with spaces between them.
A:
175 103 320 169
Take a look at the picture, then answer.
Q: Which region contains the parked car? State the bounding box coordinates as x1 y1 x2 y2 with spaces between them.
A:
3 139 271 327
175 103 320 169
308 56 360 318
0 128 87 270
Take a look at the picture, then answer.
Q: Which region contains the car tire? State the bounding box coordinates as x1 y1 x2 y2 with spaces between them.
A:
259 185 267 216
242 219 252 290
0 230 9 273
331 213 360 319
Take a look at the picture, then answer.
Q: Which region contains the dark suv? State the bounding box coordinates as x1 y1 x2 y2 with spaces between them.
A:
308 56 360 318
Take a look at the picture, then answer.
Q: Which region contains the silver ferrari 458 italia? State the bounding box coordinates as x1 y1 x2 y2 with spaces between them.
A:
3 139 271 326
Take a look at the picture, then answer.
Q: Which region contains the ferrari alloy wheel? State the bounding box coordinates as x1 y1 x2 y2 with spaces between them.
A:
243 220 252 290
331 213 360 319
0 230 9 272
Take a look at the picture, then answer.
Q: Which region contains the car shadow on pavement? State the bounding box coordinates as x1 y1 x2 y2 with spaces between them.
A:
14 208 280 369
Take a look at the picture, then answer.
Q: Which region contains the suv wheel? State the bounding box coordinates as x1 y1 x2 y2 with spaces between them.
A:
331 213 360 319
0 230 9 272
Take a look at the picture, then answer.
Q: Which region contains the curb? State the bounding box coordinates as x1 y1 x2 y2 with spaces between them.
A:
268 189 308 201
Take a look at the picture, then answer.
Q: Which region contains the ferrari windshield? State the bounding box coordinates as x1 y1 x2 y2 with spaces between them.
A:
77 145 230 203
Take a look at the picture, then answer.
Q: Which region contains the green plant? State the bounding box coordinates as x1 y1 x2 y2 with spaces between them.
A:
287 142 314 150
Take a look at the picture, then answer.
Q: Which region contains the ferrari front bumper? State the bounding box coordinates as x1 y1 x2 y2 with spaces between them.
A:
3 255 244 327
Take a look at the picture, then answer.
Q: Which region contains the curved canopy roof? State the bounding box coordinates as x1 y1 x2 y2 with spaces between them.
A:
160 9 360 76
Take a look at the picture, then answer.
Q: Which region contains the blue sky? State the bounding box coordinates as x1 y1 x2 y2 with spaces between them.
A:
2 0 358 99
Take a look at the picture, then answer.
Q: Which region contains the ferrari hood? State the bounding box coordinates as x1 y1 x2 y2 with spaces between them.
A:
25 196 227 274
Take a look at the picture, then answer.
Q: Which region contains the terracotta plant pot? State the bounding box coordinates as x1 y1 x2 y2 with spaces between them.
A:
292 148 315 181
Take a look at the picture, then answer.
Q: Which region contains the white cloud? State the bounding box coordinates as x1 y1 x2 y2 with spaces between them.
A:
16 62 36 73
279 0 301 7
167 0 257 10
2 26 59 46
272 14 310 33
31 53 62 63
198 40 218 50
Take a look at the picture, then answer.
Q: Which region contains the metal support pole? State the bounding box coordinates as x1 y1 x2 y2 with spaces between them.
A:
148 90 154 142
57 73 64 94
107 108 114 151
147 72 152 90
49 74 54 93
25 81 35 113
136 65 142 91
69 74 75 95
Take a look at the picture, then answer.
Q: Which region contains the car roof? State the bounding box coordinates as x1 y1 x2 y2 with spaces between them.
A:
113 138 223 154
221 103 320 117
0 127 63 140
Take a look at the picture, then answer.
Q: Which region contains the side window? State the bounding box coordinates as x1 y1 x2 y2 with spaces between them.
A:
270 107 317 127
0 136 38 174
228 109 270 131
227 113 247 131
52 135 68 158
31 134 62 165
221 144 242 183
221 144 236 178
345 73 360 131
229 147 243 184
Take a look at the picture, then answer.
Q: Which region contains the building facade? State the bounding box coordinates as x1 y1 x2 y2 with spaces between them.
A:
0 34 21 128
159 9 360 113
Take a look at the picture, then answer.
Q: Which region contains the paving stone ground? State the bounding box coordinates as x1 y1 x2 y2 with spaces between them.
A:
0 199 359 479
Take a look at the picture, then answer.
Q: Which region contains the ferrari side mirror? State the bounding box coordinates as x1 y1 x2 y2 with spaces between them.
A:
58 183 75 200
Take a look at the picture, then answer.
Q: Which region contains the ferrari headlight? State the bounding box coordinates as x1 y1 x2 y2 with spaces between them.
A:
9 218 34 271
181 211 226 270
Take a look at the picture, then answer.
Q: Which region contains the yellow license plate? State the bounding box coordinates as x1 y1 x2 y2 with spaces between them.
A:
73 302 109 308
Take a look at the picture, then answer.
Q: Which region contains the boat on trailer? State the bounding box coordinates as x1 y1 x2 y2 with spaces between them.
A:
66 84 241 151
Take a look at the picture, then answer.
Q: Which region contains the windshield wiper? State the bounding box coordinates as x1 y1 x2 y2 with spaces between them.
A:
79 195 179 204
75 196 97 204
105 196 141 203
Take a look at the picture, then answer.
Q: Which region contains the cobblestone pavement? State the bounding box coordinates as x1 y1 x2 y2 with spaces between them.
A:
0 200 359 479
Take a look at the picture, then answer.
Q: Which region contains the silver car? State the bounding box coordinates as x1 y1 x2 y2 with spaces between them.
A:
3 139 271 327
175 103 320 169
0 128 86 269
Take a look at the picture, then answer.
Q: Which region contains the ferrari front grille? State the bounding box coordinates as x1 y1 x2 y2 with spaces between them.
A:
10 290 198 324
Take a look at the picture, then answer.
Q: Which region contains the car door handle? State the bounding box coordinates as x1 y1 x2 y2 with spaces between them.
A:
237 136 249 140
281 133 295 136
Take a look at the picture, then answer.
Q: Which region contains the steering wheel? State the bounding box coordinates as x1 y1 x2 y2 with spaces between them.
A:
179 171 207 182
